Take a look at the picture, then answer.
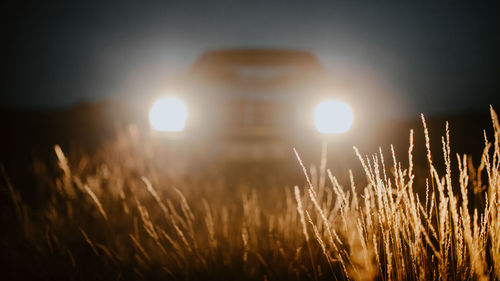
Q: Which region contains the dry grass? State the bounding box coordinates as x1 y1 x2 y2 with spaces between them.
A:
2 107 500 280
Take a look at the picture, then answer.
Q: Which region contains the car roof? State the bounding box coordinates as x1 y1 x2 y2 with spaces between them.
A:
190 48 324 70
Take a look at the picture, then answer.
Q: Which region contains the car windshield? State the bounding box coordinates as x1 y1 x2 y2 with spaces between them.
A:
230 65 302 81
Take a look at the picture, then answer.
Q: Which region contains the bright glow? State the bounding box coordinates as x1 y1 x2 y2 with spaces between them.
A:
314 100 354 134
149 97 188 132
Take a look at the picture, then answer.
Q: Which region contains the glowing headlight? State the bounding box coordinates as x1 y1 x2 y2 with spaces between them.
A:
149 97 188 132
314 100 354 134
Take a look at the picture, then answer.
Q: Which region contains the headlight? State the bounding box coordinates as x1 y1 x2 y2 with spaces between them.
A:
314 100 354 134
149 97 188 132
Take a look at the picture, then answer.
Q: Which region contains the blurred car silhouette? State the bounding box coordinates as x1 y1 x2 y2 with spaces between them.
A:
148 48 354 161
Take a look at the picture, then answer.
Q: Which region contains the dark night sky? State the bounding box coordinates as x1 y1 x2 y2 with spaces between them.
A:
4 0 500 115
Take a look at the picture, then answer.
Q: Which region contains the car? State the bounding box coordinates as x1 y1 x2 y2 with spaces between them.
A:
147 48 355 161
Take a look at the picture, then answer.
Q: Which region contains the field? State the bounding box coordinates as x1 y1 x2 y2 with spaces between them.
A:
1 106 499 281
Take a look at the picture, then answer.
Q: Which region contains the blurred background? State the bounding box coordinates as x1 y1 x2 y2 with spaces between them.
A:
2 0 500 180
3 1 499 111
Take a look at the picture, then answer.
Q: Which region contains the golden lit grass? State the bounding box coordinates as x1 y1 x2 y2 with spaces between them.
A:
3 107 500 280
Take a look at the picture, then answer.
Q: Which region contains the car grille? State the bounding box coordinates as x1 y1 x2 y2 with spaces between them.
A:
223 99 291 128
